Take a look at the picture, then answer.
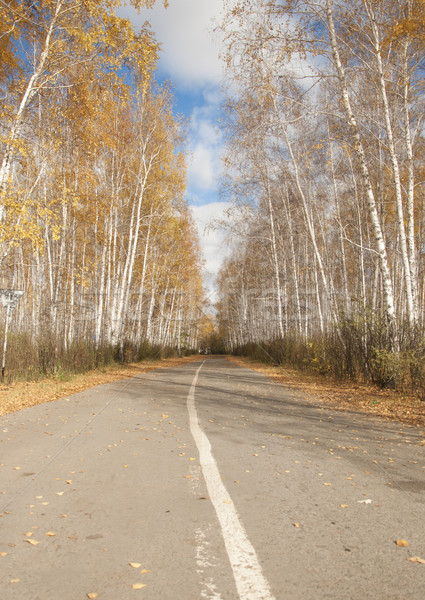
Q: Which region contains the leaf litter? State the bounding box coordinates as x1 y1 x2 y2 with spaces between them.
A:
0 356 201 416
228 357 425 428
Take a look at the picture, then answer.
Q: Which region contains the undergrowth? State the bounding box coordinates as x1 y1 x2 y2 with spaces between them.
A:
232 317 425 400
0 332 196 384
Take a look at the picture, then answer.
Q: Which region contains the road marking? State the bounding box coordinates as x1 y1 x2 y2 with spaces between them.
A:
187 362 276 600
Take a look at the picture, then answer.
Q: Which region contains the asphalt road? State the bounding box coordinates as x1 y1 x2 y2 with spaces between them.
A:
0 356 424 600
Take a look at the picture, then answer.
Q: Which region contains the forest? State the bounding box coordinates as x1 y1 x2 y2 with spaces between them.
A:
216 0 425 396
2 0 425 399
0 0 207 380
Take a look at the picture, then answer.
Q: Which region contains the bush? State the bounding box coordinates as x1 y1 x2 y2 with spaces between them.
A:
0 331 196 384
231 315 425 399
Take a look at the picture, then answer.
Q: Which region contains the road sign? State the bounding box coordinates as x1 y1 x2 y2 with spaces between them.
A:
0 289 24 310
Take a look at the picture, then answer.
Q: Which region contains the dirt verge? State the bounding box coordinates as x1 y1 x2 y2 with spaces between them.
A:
0 355 201 417
227 356 425 429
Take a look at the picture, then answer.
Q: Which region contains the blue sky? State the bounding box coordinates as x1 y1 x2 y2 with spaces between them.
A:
119 1 230 298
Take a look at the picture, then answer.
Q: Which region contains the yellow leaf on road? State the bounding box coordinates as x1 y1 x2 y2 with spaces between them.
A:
396 539 409 547
132 583 146 590
87 594 98 599
25 539 40 545
46 531 56 536
408 556 425 564
129 563 141 568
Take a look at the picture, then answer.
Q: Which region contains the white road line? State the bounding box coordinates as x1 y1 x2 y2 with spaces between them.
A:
187 362 276 600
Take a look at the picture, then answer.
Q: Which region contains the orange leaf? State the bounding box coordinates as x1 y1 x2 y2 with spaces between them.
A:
396 539 409 547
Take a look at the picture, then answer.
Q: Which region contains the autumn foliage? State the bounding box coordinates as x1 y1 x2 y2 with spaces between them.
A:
0 0 205 381
217 0 425 396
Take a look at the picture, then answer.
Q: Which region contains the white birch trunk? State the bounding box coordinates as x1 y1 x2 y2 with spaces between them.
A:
365 0 415 324
325 0 396 332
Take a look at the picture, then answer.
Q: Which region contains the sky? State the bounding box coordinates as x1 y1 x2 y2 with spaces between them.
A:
119 0 231 300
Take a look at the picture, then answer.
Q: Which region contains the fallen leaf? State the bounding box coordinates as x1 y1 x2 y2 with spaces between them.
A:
293 523 301 528
189 457 196 461
408 556 425 564
324 483 332 486
396 539 409 547
25 539 40 545
358 499 372 504
10 578 19 583
56 491 64 496
0 552 8 556
340 504 349 508
13 467 21 470
129 562 142 568
132 583 146 590
66 480 72 485
140 569 151 574
24 532 33 537
46 532 56 537
87 593 98 599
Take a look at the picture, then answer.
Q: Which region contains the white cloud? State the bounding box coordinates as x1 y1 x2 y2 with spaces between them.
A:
121 0 224 89
187 101 223 195
191 201 231 298
189 143 214 190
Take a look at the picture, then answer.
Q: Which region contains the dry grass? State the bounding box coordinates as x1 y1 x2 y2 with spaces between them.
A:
0 355 201 417
227 356 425 429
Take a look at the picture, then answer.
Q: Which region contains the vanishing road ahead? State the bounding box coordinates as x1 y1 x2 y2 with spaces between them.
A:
1 357 424 599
